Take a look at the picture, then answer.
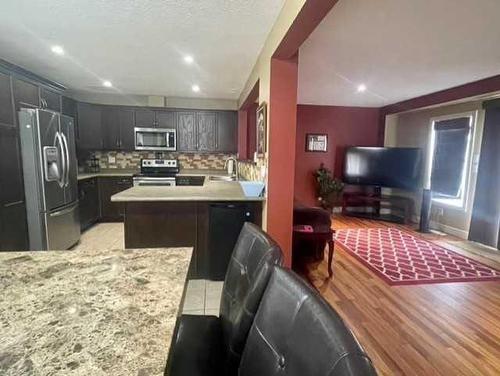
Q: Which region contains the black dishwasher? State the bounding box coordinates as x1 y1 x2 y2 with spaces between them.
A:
208 203 255 280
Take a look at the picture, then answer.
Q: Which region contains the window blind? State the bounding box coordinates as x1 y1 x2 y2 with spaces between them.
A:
430 117 470 197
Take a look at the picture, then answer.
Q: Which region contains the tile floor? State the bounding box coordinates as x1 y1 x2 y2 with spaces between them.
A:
183 279 224 316
74 223 223 316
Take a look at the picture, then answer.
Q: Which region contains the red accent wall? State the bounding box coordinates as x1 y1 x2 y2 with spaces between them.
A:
267 56 299 267
294 105 381 206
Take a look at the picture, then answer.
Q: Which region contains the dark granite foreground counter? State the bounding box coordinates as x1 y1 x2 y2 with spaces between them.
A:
0 247 192 375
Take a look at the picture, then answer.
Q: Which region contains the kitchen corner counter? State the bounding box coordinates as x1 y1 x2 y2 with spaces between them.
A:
77 170 137 181
111 180 266 202
0 247 192 375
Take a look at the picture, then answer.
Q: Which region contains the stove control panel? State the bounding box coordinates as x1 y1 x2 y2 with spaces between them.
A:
141 159 178 168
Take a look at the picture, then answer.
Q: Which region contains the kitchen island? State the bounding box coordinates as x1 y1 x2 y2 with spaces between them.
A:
0 247 192 375
111 180 264 279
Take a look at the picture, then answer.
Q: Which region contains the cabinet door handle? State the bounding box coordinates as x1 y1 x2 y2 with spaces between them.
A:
4 200 24 208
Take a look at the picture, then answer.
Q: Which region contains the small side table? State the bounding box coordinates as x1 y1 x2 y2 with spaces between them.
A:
292 226 335 277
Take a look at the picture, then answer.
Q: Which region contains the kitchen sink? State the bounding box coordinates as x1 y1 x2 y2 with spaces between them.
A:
239 181 265 197
208 175 236 182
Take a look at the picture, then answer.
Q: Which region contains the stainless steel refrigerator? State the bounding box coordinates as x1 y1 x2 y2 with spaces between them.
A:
19 108 80 250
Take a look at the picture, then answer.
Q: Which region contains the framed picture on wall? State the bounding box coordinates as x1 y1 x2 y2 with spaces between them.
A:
256 102 267 155
306 134 328 152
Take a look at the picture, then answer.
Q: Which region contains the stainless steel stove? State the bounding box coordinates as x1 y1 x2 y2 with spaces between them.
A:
133 159 179 187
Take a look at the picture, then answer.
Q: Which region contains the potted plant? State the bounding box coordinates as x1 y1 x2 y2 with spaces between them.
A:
314 163 344 210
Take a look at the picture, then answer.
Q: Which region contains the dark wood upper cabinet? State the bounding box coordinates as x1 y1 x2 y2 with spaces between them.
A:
217 111 238 153
118 108 135 150
197 112 217 151
102 107 120 150
61 96 77 117
0 72 14 126
156 110 175 129
177 112 197 151
73 103 238 153
135 109 155 128
77 102 103 150
102 106 135 150
13 78 39 110
40 87 61 112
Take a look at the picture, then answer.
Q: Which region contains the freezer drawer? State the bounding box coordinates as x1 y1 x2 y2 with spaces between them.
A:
45 202 80 250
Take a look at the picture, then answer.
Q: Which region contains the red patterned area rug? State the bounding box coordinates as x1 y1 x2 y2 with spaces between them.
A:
335 228 500 286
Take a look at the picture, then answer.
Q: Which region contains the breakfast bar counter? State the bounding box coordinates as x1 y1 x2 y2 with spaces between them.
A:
110 180 266 202
109 180 264 279
0 247 192 375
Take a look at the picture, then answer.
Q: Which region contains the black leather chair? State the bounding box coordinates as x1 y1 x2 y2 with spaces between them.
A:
238 267 378 376
166 222 284 376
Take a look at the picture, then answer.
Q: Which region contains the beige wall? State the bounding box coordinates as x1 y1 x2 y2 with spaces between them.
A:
385 101 485 238
68 91 238 110
238 0 306 109
236 0 306 231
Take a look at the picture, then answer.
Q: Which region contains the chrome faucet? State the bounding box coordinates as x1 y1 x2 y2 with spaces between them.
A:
224 157 239 181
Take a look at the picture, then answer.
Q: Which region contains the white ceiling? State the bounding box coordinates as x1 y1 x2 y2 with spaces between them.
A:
298 0 500 107
0 0 284 99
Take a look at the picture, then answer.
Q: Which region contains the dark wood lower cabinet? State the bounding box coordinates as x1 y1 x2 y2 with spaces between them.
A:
78 178 100 231
124 201 262 279
78 176 132 230
0 202 28 250
0 124 28 250
98 177 133 221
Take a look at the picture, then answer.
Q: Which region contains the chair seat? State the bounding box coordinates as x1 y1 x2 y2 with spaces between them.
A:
168 314 224 376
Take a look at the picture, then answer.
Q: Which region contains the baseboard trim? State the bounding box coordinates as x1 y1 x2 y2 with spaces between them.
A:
429 220 469 239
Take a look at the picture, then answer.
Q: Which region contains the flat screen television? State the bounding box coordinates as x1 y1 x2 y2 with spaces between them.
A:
343 147 423 190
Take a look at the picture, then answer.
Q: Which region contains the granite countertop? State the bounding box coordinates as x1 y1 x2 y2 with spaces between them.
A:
111 180 265 203
176 169 228 176
77 170 137 181
77 169 228 181
0 247 192 375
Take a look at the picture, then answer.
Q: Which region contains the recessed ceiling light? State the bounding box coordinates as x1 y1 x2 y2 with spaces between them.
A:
357 84 367 93
184 55 194 64
192 85 200 93
102 80 113 88
51 45 65 55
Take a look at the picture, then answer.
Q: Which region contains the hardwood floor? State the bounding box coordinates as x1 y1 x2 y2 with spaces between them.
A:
304 216 500 376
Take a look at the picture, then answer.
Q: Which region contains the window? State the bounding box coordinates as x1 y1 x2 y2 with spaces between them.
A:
428 113 474 208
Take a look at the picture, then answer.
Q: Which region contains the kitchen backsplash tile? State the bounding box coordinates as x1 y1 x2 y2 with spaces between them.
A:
238 157 267 182
81 151 235 171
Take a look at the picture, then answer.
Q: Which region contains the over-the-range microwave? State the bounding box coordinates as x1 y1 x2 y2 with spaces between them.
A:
134 127 176 151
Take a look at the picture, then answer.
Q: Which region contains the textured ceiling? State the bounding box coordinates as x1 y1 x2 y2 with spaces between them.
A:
298 0 500 107
0 0 284 99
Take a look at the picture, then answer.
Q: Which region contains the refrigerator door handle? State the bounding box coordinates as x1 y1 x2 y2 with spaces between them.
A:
55 132 66 188
50 204 77 217
61 132 70 187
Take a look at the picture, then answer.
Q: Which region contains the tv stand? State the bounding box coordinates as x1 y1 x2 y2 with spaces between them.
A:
342 190 413 224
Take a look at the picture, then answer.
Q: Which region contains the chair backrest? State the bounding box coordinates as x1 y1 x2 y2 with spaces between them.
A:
239 267 378 376
219 222 284 374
